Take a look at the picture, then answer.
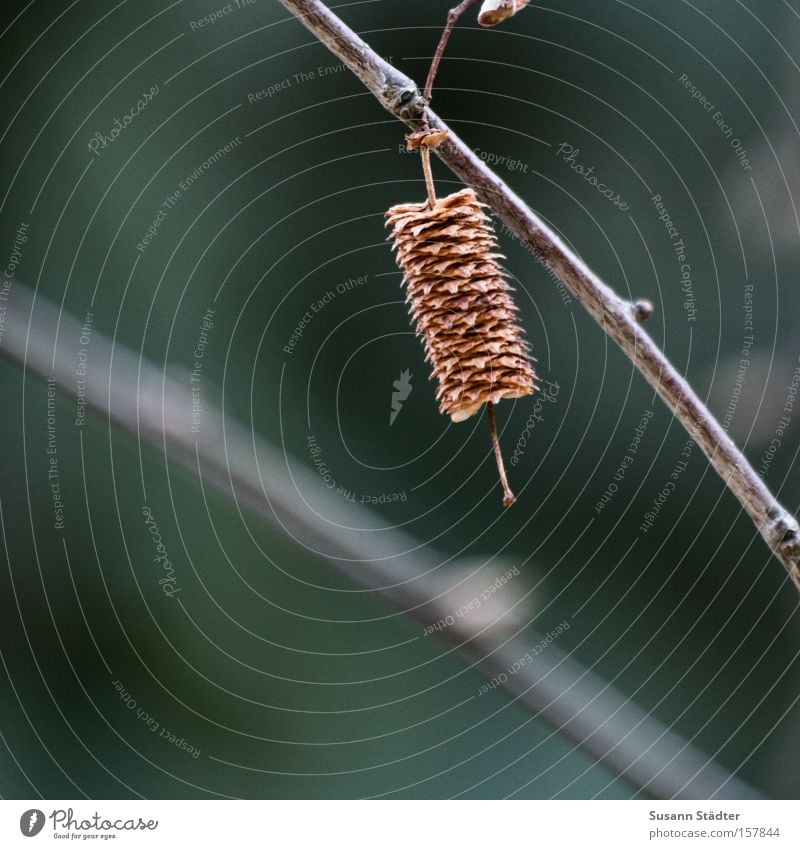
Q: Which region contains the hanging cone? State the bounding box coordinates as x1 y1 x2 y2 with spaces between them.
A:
386 188 537 423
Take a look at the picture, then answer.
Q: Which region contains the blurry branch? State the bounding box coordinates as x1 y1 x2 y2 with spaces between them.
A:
276 0 800 593
1 279 759 799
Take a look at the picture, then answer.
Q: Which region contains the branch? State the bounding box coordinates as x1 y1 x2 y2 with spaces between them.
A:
0 279 759 798
276 0 800 593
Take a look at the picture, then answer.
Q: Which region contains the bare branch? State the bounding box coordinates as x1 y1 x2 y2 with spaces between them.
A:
276 0 800 592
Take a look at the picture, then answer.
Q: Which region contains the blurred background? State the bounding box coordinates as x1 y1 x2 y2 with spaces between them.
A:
1 0 799 799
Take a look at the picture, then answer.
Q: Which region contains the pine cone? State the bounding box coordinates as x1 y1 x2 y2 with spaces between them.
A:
386 188 537 423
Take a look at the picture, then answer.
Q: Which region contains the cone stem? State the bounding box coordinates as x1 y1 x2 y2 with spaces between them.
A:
486 402 515 507
420 146 437 207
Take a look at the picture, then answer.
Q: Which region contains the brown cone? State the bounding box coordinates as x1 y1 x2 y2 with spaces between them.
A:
386 188 537 423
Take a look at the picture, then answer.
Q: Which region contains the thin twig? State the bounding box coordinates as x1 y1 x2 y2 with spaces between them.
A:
276 0 800 593
487 402 515 506
423 0 480 105
0 280 760 799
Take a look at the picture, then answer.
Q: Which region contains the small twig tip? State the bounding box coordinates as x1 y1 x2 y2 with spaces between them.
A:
487 403 516 507
634 299 654 323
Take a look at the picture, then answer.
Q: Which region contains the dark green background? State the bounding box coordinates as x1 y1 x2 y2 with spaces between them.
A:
1 0 799 799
